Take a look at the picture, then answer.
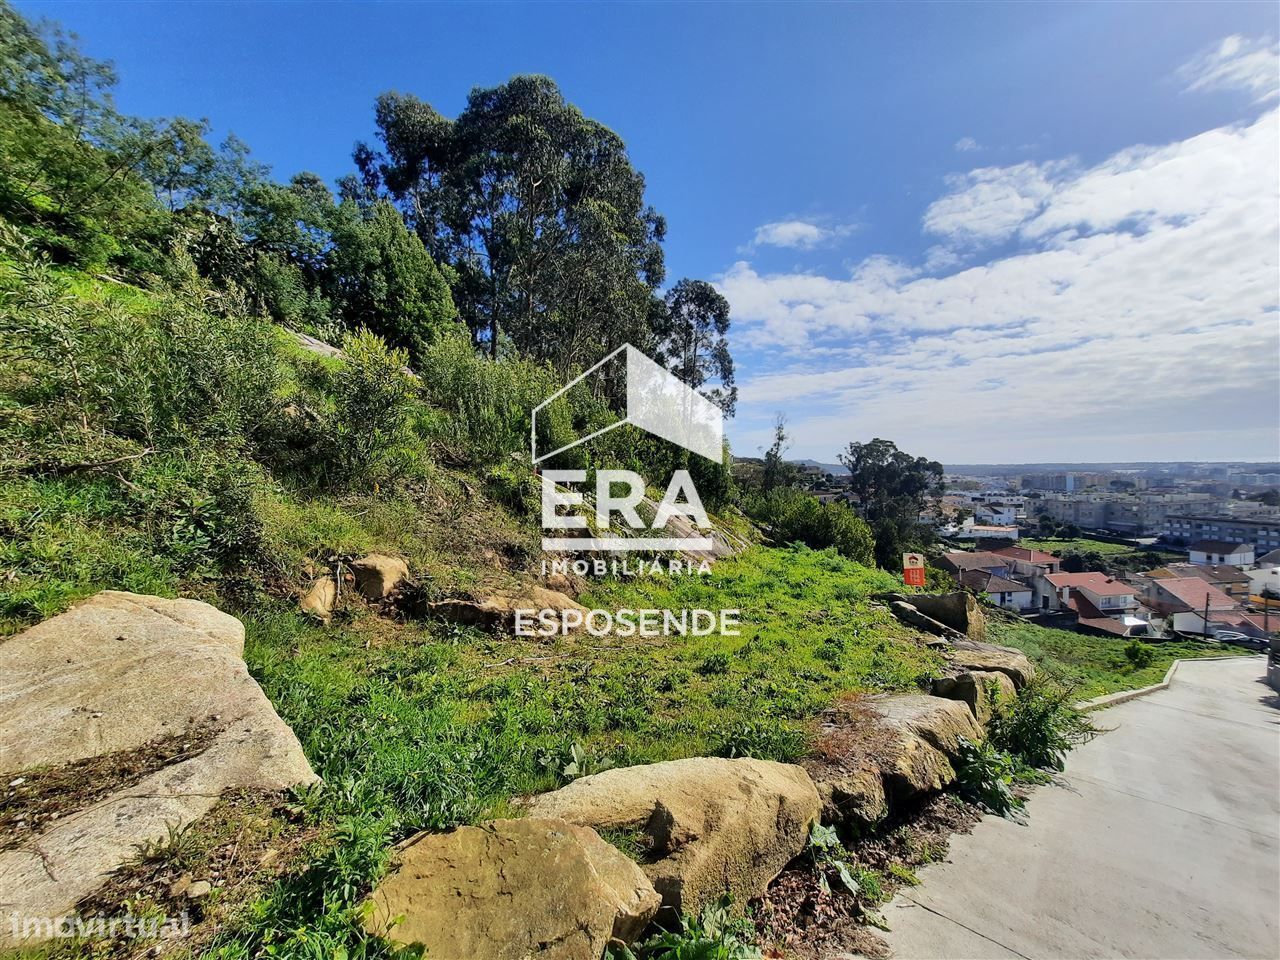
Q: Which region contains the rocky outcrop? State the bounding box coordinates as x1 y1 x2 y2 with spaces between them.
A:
888 600 965 641
865 693 984 802
808 762 888 828
299 574 337 621
933 670 1017 724
910 592 986 642
524 757 820 915
351 553 409 600
363 818 660 960
0 592 316 943
948 639 1035 688
427 586 587 634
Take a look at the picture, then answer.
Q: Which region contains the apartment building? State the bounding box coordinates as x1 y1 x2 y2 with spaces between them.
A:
1165 515 1280 552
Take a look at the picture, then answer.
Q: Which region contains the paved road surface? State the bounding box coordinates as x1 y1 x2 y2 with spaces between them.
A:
876 657 1280 960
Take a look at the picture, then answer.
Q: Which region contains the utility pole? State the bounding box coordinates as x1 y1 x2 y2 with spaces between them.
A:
1202 594 1210 643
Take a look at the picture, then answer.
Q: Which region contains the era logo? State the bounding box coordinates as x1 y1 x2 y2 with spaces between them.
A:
541 469 710 545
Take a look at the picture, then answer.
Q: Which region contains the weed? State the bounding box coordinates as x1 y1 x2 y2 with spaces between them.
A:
988 678 1098 771
612 897 762 960
954 738 1024 818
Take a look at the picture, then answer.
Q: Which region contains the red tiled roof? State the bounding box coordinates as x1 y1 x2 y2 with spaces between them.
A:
942 551 1008 572
1044 572 1136 597
991 545 1059 564
1153 577 1237 611
960 570 1030 595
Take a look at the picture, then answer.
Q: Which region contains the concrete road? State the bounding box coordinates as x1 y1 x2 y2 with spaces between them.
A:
876 657 1280 960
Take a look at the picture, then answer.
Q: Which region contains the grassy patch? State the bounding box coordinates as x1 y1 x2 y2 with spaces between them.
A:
1019 536 1180 559
988 619 1237 699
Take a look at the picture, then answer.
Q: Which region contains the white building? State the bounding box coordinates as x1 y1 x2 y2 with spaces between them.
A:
1187 540 1255 566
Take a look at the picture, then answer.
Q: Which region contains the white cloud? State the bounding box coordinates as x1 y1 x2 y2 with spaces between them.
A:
954 136 982 152
1179 34 1280 103
718 109 1280 462
749 219 855 250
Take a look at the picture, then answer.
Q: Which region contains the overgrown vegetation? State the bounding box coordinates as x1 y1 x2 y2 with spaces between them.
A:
987 620 1230 700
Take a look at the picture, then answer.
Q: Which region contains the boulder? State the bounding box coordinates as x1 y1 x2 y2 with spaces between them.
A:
351 554 409 600
948 638 1035 689
866 694 984 801
910 592 986 642
299 574 337 621
933 670 1017 724
363 818 660 960
889 600 965 641
0 592 316 944
428 586 587 634
524 757 820 915
807 762 887 829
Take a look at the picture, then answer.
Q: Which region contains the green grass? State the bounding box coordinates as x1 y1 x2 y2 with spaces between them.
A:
1019 536 1180 559
988 619 1238 699
242 544 945 839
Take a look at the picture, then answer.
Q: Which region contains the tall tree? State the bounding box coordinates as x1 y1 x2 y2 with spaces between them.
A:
352 76 667 369
657 279 736 415
839 438 943 568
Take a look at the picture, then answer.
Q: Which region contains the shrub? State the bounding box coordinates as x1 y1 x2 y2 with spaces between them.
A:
1123 639 1157 669
739 488 873 564
711 717 808 761
988 677 1097 771
326 330 418 485
954 737 1023 817
612 897 761 960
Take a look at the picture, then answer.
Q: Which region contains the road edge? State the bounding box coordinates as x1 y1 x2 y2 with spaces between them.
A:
1076 654 1258 713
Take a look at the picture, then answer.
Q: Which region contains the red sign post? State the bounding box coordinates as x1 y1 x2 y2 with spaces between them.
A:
902 552 926 587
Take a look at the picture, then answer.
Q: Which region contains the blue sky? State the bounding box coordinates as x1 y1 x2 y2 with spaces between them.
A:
18 0 1280 465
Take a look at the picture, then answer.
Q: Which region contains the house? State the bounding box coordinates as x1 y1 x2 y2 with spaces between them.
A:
1045 572 1141 615
1148 563 1252 601
975 502 1017 526
990 545 1062 610
990 545 1062 577
1187 540 1255 566
1140 577 1269 638
1044 572 1146 636
1256 548 1280 569
959 570 1034 611
963 523 1019 541
939 550 1011 579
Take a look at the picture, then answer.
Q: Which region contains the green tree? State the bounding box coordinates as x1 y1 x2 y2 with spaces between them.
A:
761 414 797 494
354 76 668 369
329 201 458 364
656 278 736 415
839 438 943 568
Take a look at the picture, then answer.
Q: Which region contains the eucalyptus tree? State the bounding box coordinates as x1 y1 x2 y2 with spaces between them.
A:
352 76 667 370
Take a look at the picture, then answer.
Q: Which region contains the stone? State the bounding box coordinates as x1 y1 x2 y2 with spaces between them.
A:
889 600 965 640
524 757 820 915
0 592 316 945
866 693 984 801
363 818 659 960
350 554 409 600
948 639 1036 689
808 763 888 828
299 575 337 621
427 586 587 634
185 880 213 900
933 670 1017 724
910 592 987 642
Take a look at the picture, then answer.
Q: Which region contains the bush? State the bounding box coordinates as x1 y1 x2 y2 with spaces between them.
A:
740 488 873 564
326 330 418 485
612 897 761 960
988 677 1096 771
1124 640 1157 669
954 737 1023 817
